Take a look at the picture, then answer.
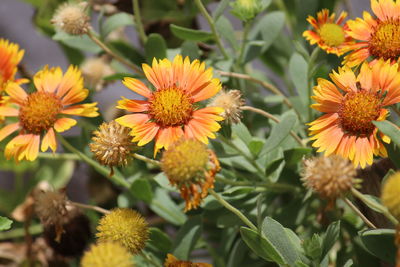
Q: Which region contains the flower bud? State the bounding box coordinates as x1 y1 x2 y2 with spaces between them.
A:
52 2 90 35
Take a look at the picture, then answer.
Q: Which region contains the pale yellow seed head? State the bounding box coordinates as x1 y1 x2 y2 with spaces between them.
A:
81 242 135 267
96 208 149 254
52 2 90 35
301 155 357 199
81 57 114 91
319 23 345 47
161 138 209 183
209 89 244 124
381 172 400 221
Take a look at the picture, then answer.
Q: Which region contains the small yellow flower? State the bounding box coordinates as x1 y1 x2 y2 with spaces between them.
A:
209 90 244 124
161 138 220 211
52 2 90 35
301 155 357 200
90 120 134 175
164 253 212 267
96 208 149 254
81 242 135 267
381 171 400 221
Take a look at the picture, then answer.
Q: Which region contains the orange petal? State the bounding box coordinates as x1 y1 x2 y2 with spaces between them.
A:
122 77 152 98
115 113 150 128
116 97 148 112
0 122 19 141
41 128 57 152
56 65 83 98
33 66 63 93
0 106 19 117
54 118 77 132
5 82 27 104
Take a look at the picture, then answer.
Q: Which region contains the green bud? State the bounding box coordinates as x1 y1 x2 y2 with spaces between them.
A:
231 0 262 21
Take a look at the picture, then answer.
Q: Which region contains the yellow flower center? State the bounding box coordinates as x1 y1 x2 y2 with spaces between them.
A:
149 87 193 127
370 20 400 60
338 90 381 136
319 23 345 47
19 91 62 134
161 139 209 183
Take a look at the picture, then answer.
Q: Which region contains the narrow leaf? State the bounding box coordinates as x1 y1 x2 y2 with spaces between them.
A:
170 24 213 41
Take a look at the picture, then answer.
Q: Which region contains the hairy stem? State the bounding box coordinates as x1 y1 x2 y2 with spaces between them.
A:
344 197 377 229
132 0 147 43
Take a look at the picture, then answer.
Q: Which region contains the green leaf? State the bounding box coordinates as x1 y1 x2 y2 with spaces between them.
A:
289 53 309 107
172 215 202 260
261 113 297 155
108 40 145 66
303 234 322 260
240 227 285 265
358 194 386 214
249 138 264 157
148 227 172 253
212 0 230 20
261 217 302 266
0 216 13 231
130 178 153 203
181 41 200 60
103 73 138 81
373 120 400 147
53 32 102 53
145 33 167 63
360 229 396 264
321 221 340 259
101 12 134 38
227 240 248 267
170 24 213 41
284 147 312 167
232 122 253 145
150 189 186 225
216 16 239 50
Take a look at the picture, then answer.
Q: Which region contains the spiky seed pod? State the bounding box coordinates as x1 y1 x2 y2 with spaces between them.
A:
96 208 149 254
381 171 400 221
161 138 220 211
34 190 68 229
81 242 135 267
301 155 357 200
90 120 134 175
208 89 244 124
51 2 89 35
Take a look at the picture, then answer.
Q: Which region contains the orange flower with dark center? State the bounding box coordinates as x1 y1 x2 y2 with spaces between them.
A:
308 59 400 168
116 55 224 155
0 65 99 161
303 9 354 56
344 0 400 67
164 254 212 267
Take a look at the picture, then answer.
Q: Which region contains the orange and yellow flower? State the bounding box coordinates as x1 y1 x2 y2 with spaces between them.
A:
116 55 224 155
303 9 353 56
164 253 212 267
0 65 99 161
0 38 24 91
308 59 400 168
344 0 400 67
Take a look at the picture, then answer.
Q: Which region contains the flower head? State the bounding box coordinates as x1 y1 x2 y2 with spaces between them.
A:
81 242 135 267
116 55 224 156
301 155 357 199
0 65 99 161
164 254 212 267
0 39 24 91
34 189 68 228
308 59 400 168
231 0 262 21
344 0 400 67
81 56 114 91
209 89 244 124
161 138 220 211
52 2 89 35
96 208 149 254
90 120 134 175
381 171 400 221
303 9 353 56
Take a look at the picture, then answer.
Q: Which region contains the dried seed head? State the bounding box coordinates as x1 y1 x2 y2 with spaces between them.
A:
52 2 90 35
81 242 135 267
209 90 244 124
81 56 114 91
96 208 149 254
381 171 400 221
90 121 134 173
301 155 357 199
34 190 68 228
161 138 220 211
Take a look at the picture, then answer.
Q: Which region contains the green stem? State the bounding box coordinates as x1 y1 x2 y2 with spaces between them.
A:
132 0 147 43
194 0 229 59
38 152 80 160
351 188 399 225
343 197 377 229
237 22 251 66
57 134 130 189
133 153 161 166
0 224 43 240
139 251 160 267
209 189 257 231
